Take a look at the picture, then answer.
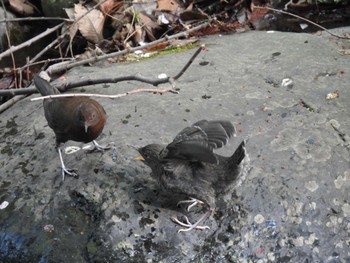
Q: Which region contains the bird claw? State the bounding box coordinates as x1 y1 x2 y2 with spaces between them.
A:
177 197 204 211
86 140 111 153
58 147 78 181
61 167 78 181
171 216 210 232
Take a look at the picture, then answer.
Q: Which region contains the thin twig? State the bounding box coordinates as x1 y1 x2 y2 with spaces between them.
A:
46 21 210 75
0 45 204 97
19 37 62 73
21 58 74 68
0 0 17 87
17 0 109 73
0 95 26 113
254 5 350 40
30 87 177 101
174 44 205 80
0 17 73 23
0 23 64 60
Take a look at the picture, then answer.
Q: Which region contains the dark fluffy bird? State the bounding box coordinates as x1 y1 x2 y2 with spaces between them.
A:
137 120 246 232
34 75 110 180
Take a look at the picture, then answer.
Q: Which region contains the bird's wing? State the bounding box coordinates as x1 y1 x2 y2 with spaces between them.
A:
165 120 235 163
33 75 60 96
191 120 236 148
34 75 69 134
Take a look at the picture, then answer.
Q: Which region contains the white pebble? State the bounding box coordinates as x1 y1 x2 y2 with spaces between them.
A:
254 214 265 224
0 201 9 209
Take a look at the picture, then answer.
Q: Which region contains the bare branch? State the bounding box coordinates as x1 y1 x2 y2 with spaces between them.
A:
254 6 350 40
174 44 205 80
30 86 178 102
0 44 204 97
0 17 73 23
0 95 27 113
16 0 110 73
0 0 18 87
0 23 64 60
46 21 210 75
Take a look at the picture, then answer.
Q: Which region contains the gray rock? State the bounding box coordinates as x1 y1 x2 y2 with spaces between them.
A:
1 28 350 262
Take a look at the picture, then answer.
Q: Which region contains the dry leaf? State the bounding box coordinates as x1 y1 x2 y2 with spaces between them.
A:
133 24 145 45
143 42 169 53
138 13 157 41
74 3 105 44
0 75 13 90
157 0 180 12
9 0 35 15
64 8 79 41
100 0 123 14
179 10 208 21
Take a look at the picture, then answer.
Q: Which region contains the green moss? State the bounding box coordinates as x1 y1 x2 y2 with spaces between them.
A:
86 239 98 254
157 43 199 56
125 43 200 62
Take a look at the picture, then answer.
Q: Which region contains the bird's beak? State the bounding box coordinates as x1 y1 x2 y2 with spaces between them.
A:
126 145 144 160
84 122 89 133
134 155 145 161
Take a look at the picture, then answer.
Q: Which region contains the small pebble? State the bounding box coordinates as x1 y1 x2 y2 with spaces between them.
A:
0 201 9 209
305 181 319 192
254 214 265 224
158 73 167 79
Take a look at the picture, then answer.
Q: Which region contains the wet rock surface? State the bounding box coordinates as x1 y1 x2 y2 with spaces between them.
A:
1 28 350 262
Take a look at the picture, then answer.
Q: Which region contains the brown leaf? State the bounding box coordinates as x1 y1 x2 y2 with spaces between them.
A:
138 13 157 41
179 10 208 21
157 0 180 12
133 24 145 45
64 8 79 41
9 0 35 15
143 42 169 53
100 0 123 14
74 3 105 44
0 75 13 90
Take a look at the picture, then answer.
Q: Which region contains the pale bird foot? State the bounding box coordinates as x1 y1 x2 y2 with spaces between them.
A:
86 140 112 153
177 197 204 211
171 215 210 233
58 147 78 181
61 167 78 181
172 209 212 233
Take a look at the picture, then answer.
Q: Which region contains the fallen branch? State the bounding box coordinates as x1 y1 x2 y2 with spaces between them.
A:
0 17 73 23
30 87 178 102
29 45 205 101
254 5 350 40
0 0 17 88
46 21 210 75
15 0 110 75
0 23 64 60
0 95 26 114
0 45 204 98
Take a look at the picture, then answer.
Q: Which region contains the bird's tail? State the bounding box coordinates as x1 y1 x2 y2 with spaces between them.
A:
229 140 246 167
33 75 60 96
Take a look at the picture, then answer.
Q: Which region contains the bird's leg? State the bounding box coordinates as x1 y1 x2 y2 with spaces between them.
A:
58 147 78 180
172 208 213 233
172 215 210 231
86 140 111 153
177 197 205 211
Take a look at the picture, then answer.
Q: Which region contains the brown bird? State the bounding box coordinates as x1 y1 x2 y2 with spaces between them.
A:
137 120 246 232
34 75 110 180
